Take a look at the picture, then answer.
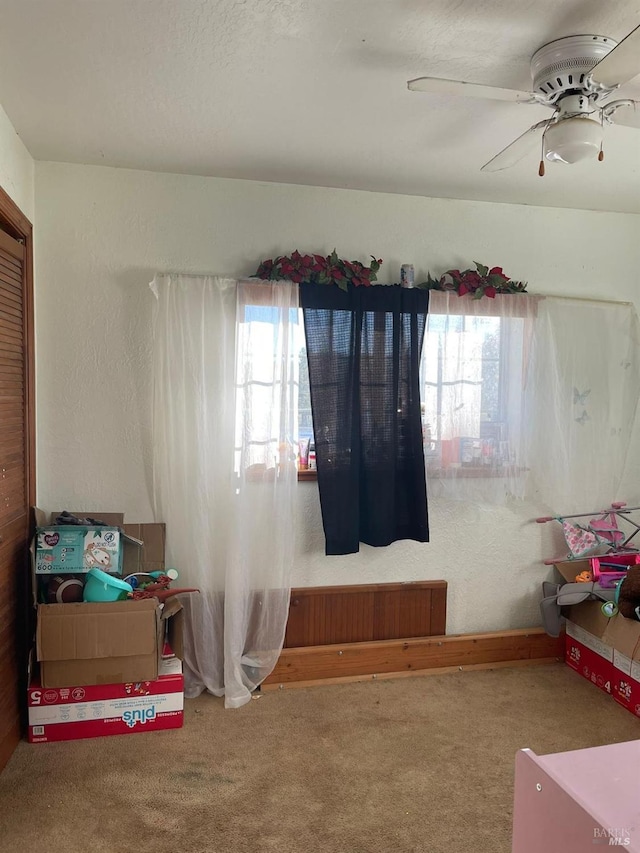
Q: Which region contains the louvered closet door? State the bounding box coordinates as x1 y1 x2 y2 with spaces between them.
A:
0 227 29 769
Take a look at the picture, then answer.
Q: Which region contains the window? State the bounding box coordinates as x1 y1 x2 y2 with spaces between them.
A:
422 311 527 475
419 289 538 503
293 291 534 498
235 298 300 477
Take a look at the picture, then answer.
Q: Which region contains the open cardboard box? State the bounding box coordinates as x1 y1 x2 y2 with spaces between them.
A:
31 509 183 689
32 508 167 584
555 559 640 715
36 596 184 688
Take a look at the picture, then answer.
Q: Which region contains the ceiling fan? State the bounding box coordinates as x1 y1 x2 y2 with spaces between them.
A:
407 25 640 175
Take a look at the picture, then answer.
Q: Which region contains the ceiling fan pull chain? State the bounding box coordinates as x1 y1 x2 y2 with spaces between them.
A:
598 111 605 161
538 125 548 177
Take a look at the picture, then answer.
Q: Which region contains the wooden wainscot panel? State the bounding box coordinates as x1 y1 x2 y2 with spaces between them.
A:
284 581 447 648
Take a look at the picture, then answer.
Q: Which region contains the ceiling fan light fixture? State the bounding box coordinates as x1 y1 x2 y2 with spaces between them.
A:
544 116 603 164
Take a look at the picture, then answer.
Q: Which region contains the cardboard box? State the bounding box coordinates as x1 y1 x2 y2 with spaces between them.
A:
554 561 640 716
55 514 167 575
33 510 167 576
27 655 184 743
564 610 615 697
122 523 167 575
35 525 125 575
31 509 167 603
554 558 592 585
607 615 640 717
36 596 184 688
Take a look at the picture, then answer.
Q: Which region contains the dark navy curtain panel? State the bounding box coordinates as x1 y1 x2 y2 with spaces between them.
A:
301 283 430 555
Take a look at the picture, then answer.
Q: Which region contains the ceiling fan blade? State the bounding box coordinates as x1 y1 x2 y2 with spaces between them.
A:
481 120 551 173
589 24 640 87
610 101 640 129
407 77 538 103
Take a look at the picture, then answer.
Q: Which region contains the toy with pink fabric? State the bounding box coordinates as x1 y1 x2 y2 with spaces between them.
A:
536 501 640 566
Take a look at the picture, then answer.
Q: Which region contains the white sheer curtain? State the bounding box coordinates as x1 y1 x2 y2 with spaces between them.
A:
424 291 640 511
150 274 299 708
423 290 539 503
524 296 640 512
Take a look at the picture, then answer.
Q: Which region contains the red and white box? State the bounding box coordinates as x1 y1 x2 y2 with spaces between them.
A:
611 650 640 717
565 620 615 696
27 655 184 743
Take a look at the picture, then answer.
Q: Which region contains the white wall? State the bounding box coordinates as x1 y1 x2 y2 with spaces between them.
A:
34 161 640 634
0 103 34 221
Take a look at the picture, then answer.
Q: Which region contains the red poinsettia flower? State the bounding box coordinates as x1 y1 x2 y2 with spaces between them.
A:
464 271 482 288
424 262 526 299
253 251 382 289
256 259 273 278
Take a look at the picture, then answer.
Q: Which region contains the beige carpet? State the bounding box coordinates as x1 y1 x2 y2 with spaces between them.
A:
1 663 638 853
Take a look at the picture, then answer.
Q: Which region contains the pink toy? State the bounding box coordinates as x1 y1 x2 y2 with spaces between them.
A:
536 501 640 565
590 553 640 588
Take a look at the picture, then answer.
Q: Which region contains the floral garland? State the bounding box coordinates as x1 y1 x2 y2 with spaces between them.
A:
419 262 527 299
254 250 382 290
253 252 527 298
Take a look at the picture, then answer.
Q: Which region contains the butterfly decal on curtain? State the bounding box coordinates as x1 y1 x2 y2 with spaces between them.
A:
573 387 590 425
573 387 590 405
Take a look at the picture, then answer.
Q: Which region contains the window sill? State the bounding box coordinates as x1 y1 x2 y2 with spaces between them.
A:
299 467 520 481
298 468 317 481
427 466 521 479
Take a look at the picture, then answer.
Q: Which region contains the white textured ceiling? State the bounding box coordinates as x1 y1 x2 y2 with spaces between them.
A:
0 0 639 212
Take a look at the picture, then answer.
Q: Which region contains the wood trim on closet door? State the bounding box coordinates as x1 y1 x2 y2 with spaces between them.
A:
0 184 35 776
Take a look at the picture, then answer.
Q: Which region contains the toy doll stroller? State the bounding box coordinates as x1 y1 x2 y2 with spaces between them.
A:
537 502 640 628
536 501 640 565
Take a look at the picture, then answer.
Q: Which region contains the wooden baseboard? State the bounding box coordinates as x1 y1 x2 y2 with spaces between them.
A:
263 628 564 687
261 656 561 691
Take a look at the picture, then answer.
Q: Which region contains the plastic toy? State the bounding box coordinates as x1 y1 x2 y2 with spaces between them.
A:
536 501 640 564
83 568 133 602
47 575 84 603
575 570 593 583
590 553 640 588
150 568 178 581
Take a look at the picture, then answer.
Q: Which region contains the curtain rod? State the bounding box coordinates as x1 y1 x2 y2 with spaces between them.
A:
152 274 633 309
538 294 634 308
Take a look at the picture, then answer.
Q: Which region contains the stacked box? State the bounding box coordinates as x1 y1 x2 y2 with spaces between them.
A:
554 560 640 719
28 655 184 743
28 508 189 741
35 526 124 575
564 618 614 697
